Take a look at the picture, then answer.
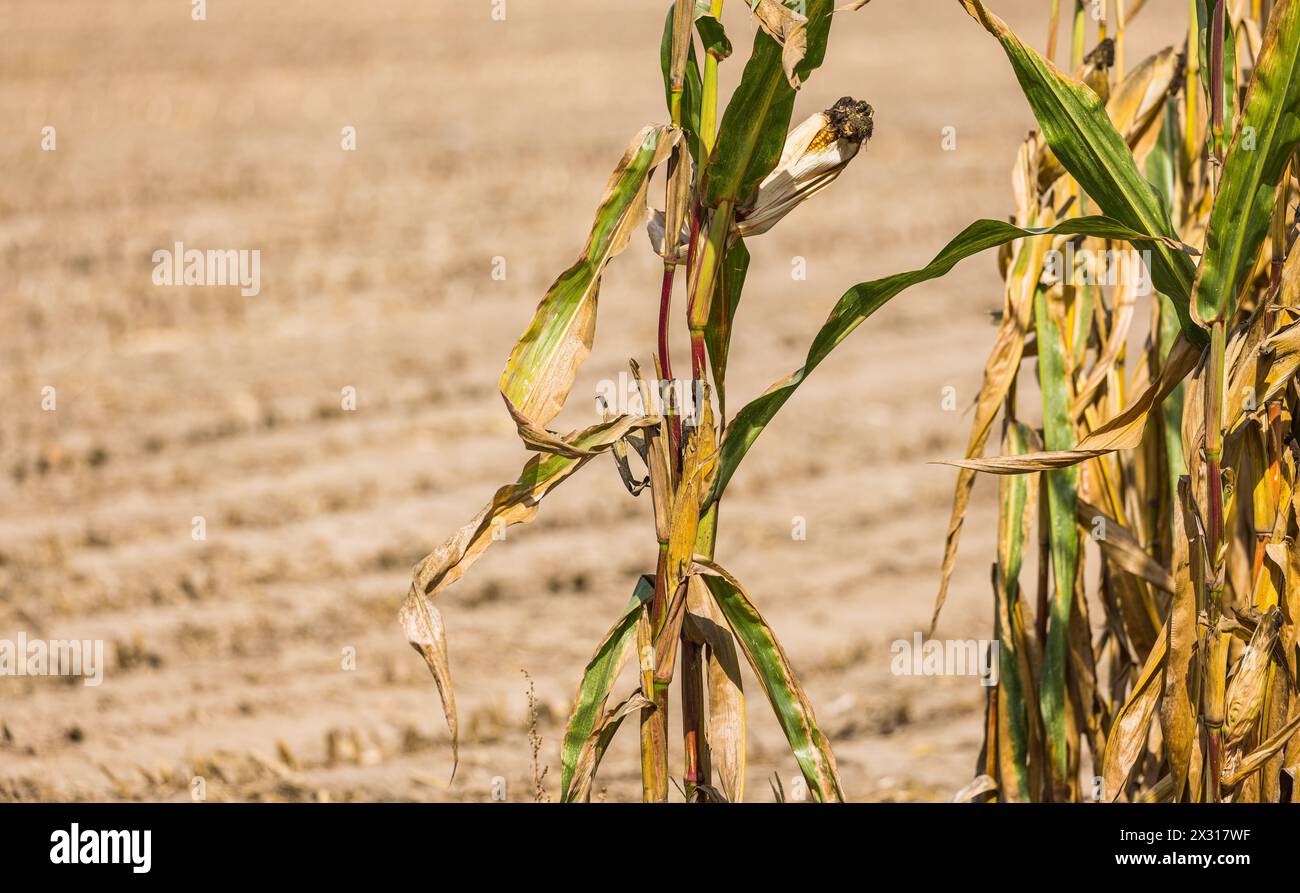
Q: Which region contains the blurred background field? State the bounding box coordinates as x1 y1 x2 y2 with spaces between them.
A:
0 0 1181 801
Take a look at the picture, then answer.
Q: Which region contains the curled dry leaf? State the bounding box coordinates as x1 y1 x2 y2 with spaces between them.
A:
1259 318 1300 406
399 584 457 777
685 575 746 803
952 774 998 802
499 125 680 454
941 334 1203 474
403 415 656 774
610 429 651 496
746 0 810 88
1102 623 1168 801
647 208 691 264
1078 501 1177 592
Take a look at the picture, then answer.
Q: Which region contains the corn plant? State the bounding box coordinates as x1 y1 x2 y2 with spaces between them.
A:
401 0 1297 803
934 0 1300 802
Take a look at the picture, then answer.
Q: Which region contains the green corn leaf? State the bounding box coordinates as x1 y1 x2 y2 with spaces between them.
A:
708 216 1184 503
958 0 1204 346
696 560 843 801
703 0 833 207
1147 103 1188 498
705 238 750 423
1191 0 1300 324
993 420 1039 801
560 576 655 800
1144 99 1179 221
1158 291 1188 495
1033 283 1078 787
695 13 732 60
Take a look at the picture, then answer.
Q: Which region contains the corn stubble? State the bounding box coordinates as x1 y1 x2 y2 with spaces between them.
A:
405 0 1300 803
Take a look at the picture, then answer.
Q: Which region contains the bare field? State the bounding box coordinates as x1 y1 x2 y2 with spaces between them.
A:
0 0 1181 802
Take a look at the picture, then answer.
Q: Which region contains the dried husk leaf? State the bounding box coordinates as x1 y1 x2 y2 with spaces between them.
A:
1279 241 1300 308
1102 622 1168 800
731 109 866 239
685 575 746 803
1080 500 1177 592
952 775 998 802
666 397 717 593
1259 318 1300 406
567 691 653 803
1221 305 1279 434
1223 606 1284 749
1222 709 1300 787
1283 533 1300 784
1160 479 1202 802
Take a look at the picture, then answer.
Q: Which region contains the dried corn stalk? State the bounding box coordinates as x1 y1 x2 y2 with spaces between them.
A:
942 0 1300 802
